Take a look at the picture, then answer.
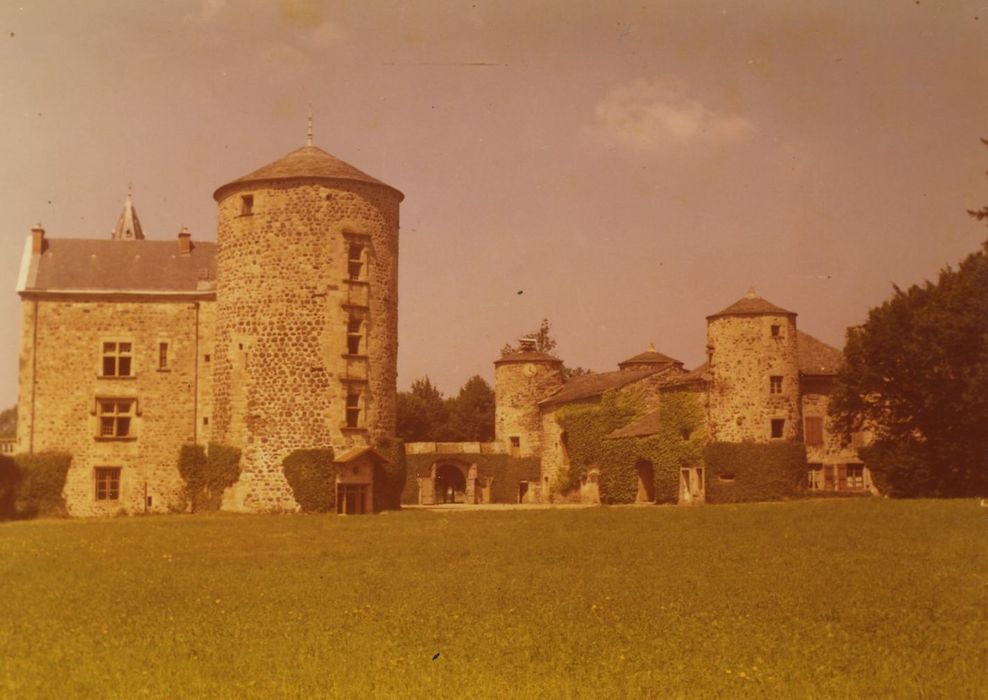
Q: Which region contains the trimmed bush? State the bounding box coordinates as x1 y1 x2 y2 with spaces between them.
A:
0 455 19 520
283 449 337 512
178 443 242 511
373 437 406 511
12 452 72 518
703 441 807 504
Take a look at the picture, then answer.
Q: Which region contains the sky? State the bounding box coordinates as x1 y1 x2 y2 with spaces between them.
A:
1 0 986 407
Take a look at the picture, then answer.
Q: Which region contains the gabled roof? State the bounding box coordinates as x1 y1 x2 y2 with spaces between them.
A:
539 368 659 407
798 331 843 375
22 238 216 295
213 144 403 201
708 290 796 320
606 408 665 439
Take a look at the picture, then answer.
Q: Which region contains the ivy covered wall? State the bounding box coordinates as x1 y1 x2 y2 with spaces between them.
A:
703 441 807 503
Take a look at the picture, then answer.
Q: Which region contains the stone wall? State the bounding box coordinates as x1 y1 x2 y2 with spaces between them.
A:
707 314 801 442
212 179 400 512
16 295 215 516
494 358 563 458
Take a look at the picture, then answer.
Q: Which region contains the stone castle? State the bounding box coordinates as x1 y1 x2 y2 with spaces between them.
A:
14 137 871 516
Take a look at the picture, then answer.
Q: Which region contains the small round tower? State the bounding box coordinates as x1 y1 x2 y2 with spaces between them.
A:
494 338 564 457
706 290 801 442
211 138 403 511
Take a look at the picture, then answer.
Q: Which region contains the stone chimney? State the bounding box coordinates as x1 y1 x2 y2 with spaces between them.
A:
518 337 538 352
31 223 45 255
177 226 192 254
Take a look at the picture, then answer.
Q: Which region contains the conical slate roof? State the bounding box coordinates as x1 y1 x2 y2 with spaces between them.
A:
618 342 683 370
707 289 796 319
213 144 403 201
111 193 144 240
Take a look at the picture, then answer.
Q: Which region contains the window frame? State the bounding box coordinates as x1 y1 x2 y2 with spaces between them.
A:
95 398 137 440
100 340 134 378
345 392 362 429
804 416 824 446
94 467 122 501
770 418 786 439
769 375 783 395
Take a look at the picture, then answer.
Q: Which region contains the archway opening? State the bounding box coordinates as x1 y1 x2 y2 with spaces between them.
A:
636 459 655 503
435 463 467 504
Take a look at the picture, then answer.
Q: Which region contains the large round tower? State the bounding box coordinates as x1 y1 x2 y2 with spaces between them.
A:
706 290 801 443
211 140 403 511
494 339 565 458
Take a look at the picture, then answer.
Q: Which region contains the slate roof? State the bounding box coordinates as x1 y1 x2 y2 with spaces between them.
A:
23 238 216 294
797 331 842 375
708 291 796 319
494 350 563 366
539 368 659 407
213 144 403 201
617 347 683 370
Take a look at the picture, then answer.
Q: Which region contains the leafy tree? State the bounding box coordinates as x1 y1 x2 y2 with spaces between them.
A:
446 375 495 442
396 377 449 442
966 138 988 224
830 240 988 496
0 405 16 438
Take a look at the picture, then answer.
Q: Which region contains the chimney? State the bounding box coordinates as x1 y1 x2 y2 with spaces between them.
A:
519 337 538 352
177 226 192 255
31 223 45 255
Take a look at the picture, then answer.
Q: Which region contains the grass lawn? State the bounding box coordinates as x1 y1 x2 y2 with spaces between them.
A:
1 499 986 698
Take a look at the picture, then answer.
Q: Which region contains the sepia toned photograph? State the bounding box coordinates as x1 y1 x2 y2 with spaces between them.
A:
1 1 986 697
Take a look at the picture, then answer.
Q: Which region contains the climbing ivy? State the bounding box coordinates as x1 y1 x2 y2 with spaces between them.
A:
703 441 807 503
178 443 242 512
556 388 706 504
373 437 407 511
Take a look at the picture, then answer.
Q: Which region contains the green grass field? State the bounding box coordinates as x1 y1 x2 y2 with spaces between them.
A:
1 499 986 698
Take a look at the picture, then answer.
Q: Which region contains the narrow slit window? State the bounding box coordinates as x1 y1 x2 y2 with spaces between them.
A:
158 342 169 370
345 393 361 428
347 243 364 280
241 195 254 216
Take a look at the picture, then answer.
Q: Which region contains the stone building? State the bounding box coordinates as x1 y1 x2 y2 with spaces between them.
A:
404 290 874 506
15 137 402 515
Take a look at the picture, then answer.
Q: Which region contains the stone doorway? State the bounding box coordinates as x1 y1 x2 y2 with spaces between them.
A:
636 459 655 503
337 484 368 515
678 467 705 505
435 463 467 504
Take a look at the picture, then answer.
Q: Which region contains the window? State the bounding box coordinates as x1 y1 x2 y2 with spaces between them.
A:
681 428 692 440
98 400 135 438
204 354 211 363
846 463 865 490
807 464 824 490
510 435 520 457
770 418 785 439
347 243 364 280
241 195 254 216
771 324 781 337
805 417 824 446
94 467 121 501
203 416 209 426
770 375 782 394
346 318 362 355
101 342 133 377
158 342 169 370
345 393 361 428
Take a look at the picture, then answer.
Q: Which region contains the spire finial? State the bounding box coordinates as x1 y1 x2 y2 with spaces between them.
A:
647 342 656 352
746 287 757 299
306 104 313 146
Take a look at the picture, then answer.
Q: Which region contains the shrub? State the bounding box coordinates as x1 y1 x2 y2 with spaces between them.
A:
0 455 19 520
373 437 406 511
178 443 242 511
703 442 807 504
13 452 72 518
283 449 337 512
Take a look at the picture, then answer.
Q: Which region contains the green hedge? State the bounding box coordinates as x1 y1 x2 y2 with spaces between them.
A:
556 389 706 504
0 452 72 519
703 442 807 504
283 449 337 512
403 452 540 504
178 443 242 511
373 437 406 511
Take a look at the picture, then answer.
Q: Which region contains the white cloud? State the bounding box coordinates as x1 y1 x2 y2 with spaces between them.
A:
587 77 753 151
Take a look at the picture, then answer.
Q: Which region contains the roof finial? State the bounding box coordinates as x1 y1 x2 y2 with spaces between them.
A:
746 287 757 299
647 342 656 352
306 104 313 146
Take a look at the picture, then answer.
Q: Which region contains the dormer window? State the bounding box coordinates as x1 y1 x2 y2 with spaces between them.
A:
241 195 254 216
347 243 364 280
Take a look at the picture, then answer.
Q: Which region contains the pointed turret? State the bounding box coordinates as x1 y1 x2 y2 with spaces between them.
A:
111 191 145 240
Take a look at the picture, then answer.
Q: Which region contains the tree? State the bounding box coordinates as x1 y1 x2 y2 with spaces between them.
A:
0 405 15 438
396 377 448 442
830 240 988 496
966 138 988 224
445 375 495 442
